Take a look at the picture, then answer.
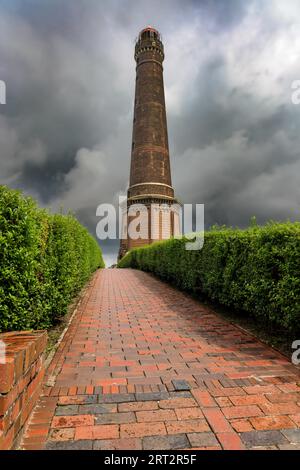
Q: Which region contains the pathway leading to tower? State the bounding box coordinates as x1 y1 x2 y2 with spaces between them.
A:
21 269 300 450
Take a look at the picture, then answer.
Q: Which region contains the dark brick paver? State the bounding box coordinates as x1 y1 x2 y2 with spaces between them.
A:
21 269 300 450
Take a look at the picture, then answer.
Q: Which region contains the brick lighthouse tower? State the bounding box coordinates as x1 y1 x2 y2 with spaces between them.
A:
119 26 179 259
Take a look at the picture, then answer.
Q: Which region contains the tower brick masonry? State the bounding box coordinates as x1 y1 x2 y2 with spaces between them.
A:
119 27 179 259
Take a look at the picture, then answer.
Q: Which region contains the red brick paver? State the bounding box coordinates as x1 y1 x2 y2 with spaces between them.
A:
21 269 300 450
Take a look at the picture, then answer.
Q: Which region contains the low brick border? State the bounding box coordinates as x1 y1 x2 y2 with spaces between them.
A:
0 331 47 450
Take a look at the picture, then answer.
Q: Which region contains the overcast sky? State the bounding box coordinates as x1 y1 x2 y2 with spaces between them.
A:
1 0 300 265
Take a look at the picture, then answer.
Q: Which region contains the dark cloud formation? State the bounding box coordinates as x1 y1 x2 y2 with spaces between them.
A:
0 0 299 265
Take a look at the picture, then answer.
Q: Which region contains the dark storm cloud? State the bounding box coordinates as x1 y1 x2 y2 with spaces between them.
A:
0 0 299 264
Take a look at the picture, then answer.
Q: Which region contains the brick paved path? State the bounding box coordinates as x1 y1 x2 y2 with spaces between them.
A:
21 269 300 450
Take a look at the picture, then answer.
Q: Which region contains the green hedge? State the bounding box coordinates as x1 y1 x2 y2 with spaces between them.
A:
0 186 104 332
118 222 300 333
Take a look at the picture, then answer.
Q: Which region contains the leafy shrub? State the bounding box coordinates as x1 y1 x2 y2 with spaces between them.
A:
118 222 300 333
0 186 104 332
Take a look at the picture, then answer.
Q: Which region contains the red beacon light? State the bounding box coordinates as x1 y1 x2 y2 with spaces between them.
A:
138 26 161 42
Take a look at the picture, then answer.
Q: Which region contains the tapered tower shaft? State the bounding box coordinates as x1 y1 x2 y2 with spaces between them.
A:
128 27 174 201
119 27 178 260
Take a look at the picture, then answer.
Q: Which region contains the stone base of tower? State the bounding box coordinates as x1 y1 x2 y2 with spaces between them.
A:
118 241 128 262
118 195 181 261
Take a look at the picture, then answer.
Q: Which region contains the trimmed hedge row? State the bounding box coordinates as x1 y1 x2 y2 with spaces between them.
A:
0 186 104 332
118 222 300 333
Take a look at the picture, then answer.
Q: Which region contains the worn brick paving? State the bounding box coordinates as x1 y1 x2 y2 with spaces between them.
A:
21 269 300 450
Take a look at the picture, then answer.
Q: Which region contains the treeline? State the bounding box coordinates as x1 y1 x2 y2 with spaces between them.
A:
118 222 300 333
0 186 104 332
